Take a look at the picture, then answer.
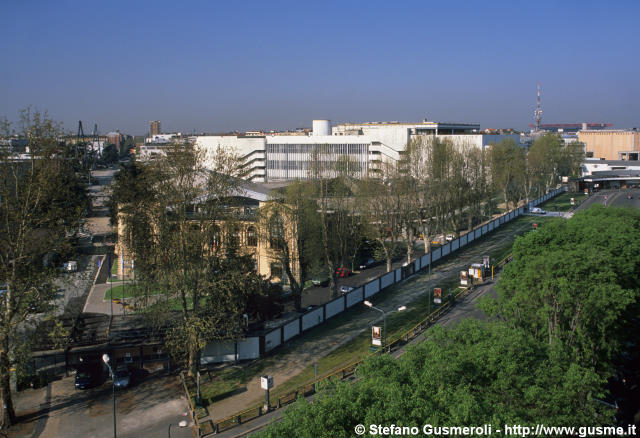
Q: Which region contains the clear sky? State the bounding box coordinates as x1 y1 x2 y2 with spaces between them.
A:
2 0 639 135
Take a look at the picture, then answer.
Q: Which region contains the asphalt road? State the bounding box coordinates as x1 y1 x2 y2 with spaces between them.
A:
573 188 640 213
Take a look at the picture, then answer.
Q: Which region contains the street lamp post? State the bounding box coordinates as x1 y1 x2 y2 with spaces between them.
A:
102 354 116 438
364 302 406 350
364 301 386 347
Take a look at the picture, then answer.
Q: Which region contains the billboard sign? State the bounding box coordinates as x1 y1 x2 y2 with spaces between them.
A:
460 271 469 286
434 288 442 304
372 326 382 346
261 375 274 390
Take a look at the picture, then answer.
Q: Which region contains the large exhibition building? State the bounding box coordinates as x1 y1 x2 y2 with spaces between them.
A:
195 119 520 182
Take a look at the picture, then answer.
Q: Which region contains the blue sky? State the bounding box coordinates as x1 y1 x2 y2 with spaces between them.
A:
2 0 639 135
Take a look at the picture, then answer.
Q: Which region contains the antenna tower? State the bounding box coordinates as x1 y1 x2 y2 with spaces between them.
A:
534 83 542 131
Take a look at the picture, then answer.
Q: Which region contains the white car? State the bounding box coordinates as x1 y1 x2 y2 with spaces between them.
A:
531 207 546 214
340 285 355 295
445 234 455 241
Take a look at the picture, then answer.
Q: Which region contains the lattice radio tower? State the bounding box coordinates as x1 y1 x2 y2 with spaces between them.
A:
534 82 542 131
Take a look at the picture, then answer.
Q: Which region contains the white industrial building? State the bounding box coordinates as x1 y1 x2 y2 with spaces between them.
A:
195 119 520 182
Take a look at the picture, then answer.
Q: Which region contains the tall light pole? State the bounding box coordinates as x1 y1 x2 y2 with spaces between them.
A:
102 354 116 438
364 301 386 347
364 302 406 349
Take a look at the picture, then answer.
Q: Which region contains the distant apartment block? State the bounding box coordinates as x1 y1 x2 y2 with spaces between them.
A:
106 131 123 151
578 129 640 161
149 120 161 137
195 119 520 182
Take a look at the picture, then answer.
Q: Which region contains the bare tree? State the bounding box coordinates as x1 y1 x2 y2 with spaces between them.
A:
357 161 403 273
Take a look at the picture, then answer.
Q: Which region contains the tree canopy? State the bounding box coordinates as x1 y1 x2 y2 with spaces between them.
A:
257 320 607 437
0 109 88 428
481 206 640 371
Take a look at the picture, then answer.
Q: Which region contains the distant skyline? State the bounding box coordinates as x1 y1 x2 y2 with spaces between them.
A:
2 0 639 135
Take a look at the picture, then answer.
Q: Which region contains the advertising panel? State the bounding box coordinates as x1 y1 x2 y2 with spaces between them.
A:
434 287 442 304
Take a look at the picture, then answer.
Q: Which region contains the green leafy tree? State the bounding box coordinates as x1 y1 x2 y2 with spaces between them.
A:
488 138 525 210
481 206 640 371
112 143 252 376
528 133 564 191
259 180 321 310
0 108 87 428
256 321 606 437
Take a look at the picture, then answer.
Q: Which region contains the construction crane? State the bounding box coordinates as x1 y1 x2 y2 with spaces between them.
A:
76 120 86 162
91 123 99 169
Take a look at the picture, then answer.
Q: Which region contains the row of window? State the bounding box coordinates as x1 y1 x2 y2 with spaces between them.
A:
266 143 369 155
209 225 257 247
266 160 367 171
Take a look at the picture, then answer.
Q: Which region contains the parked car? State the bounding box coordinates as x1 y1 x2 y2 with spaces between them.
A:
335 267 352 278
311 277 330 287
340 285 355 294
63 261 78 272
358 258 381 270
531 207 546 214
75 364 103 389
113 366 131 389
445 234 455 241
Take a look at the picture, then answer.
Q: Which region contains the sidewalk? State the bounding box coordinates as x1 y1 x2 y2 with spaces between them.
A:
82 280 134 315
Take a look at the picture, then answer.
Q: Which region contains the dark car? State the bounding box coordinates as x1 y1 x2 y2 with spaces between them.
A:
359 258 382 270
113 366 131 389
335 267 352 278
75 365 103 389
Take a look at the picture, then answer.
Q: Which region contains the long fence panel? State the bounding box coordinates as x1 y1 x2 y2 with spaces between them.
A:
325 297 345 319
365 280 380 298
380 272 394 289
201 341 235 364
302 308 324 331
265 328 281 352
283 319 300 342
346 287 363 308
237 338 260 360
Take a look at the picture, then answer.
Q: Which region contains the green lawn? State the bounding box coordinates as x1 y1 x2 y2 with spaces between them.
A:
110 256 118 277
104 284 141 300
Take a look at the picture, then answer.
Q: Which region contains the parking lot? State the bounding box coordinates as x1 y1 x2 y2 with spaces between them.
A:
8 372 193 438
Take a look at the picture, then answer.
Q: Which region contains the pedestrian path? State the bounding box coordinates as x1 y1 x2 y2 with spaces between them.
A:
82 278 135 315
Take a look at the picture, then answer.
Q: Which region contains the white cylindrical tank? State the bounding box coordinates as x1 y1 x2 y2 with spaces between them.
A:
312 120 331 136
